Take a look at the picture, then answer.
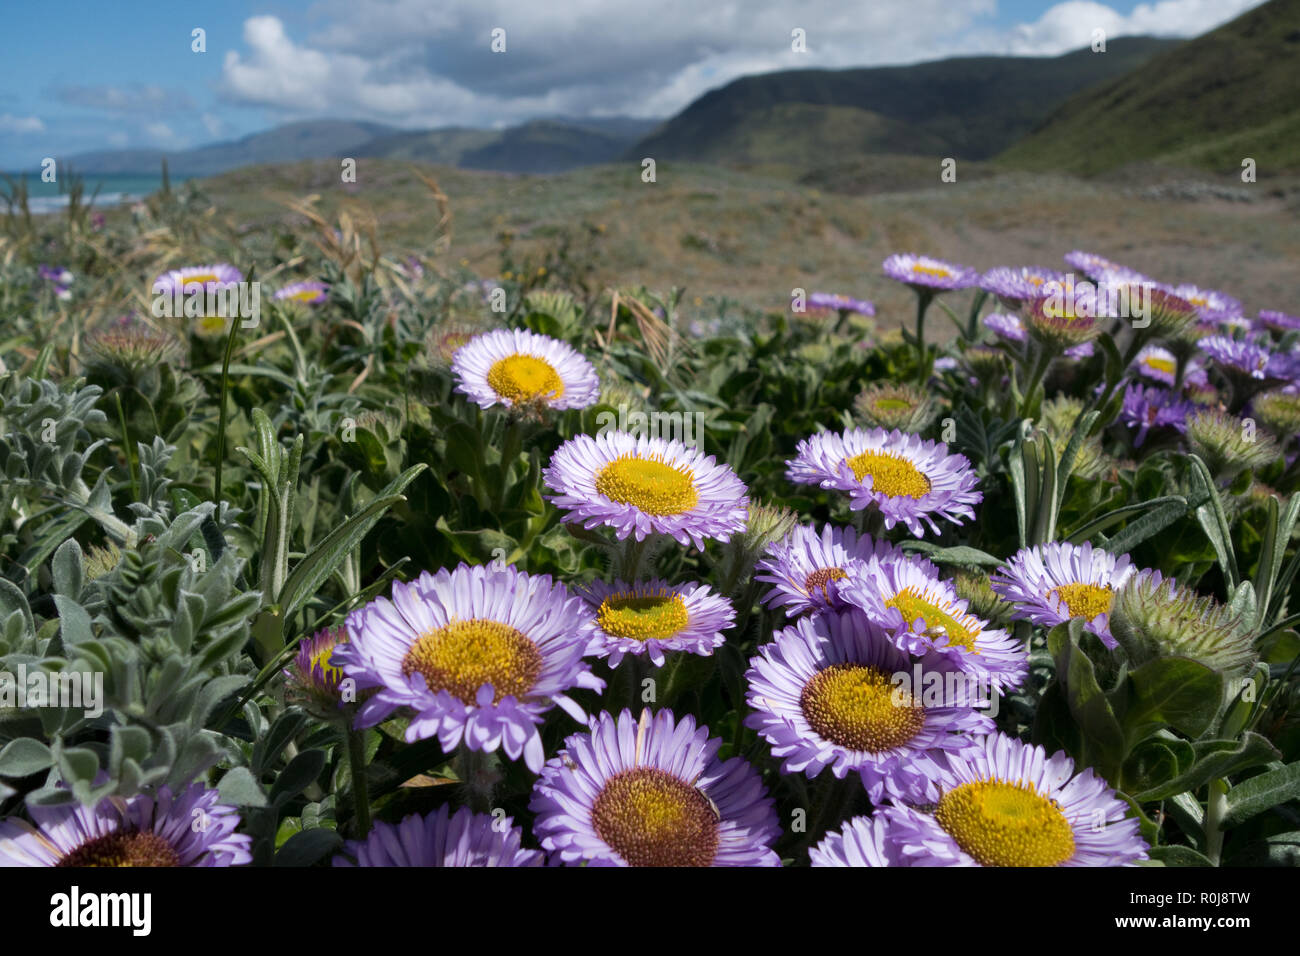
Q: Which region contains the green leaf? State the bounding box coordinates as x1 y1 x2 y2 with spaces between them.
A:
1122 737 1193 797
1124 656 1223 742
1222 762 1300 828
277 464 426 627
1188 454 1238 589
1133 733 1280 802
218 766 269 807
52 595 94 646
274 827 344 867
1148 845 1214 867
1048 620 1126 779
255 710 308 776
1102 497 1192 553
0 738 53 777
57 745 99 785
1066 495 1187 546
51 538 83 599
900 542 1004 568
272 749 326 805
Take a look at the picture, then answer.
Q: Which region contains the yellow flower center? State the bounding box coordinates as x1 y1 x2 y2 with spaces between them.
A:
180 272 219 285
845 451 931 498
288 289 321 303
595 455 699 516
800 663 926 752
56 832 181 867
598 591 690 641
486 353 565 403
804 566 847 597
196 314 229 336
934 779 1076 866
911 264 951 279
310 645 344 685
1143 356 1176 376
885 587 980 653
1049 582 1114 621
591 767 720 866
401 618 543 705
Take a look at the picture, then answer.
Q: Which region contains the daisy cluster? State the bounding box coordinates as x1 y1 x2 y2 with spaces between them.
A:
3 245 1290 872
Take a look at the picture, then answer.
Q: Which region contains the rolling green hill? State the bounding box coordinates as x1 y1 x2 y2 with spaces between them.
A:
629 37 1178 168
1000 0 1300 174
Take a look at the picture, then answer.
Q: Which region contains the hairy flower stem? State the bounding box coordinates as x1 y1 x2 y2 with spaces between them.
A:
1019 347 1054 419
1204 778 1228 865
456 747 497 815
213 316 240 507
346 728 372 838
913 291 933 384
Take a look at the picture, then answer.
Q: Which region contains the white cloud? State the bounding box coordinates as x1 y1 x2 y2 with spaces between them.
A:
200 113 225 138
1003 0 1265 55
145 122 177 144
217 2 1264 127
0 113 45 134
106 131 129 147
55 84 194 112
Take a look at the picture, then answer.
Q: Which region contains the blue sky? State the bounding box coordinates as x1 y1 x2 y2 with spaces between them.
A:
0 0 1266 169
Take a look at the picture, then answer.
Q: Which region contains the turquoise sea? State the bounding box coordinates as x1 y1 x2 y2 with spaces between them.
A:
0 173 186 214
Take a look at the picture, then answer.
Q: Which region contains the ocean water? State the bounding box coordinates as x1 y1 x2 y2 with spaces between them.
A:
0 173 184 214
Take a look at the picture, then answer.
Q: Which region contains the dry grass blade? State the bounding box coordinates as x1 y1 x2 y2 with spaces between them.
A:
410 167 453 257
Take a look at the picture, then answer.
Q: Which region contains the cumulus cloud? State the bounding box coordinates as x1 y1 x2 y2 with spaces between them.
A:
0 113 45 134
54 84 194 113
217 1 1264 126
1003 0 1265 54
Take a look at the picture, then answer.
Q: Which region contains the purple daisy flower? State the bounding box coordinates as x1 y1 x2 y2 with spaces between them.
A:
1132 344 1177 386
882 732 1149 866
1063 251 1138 282
1169 283 1243 322
1257 309 1300 334
530 708 781 867
810 814 904 867
1119 384 1193 446
745 608 992 803
983 311 1027 344
882 254 977 292
805 292 875 316
1064 340 1096 360
0 783 251 867
1198 335 1294 384
785 427 981 537
333 804 543 867
285 625 350 717
543 431 749 549
335 563 603 773
990 541 1135 648
841 557 1028 693
978 266 1065 308
151 263 243 296
577 578 734 667
37 264 73 285
451 327 599 411
273 280 329 305
754 522 911 618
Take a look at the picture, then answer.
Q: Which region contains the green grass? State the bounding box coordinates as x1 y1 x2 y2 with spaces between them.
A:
999 0 1300 175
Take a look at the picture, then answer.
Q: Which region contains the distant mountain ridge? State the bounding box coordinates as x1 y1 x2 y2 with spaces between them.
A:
999 0 1300 174
63 117 661 176
627 37 1179 167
